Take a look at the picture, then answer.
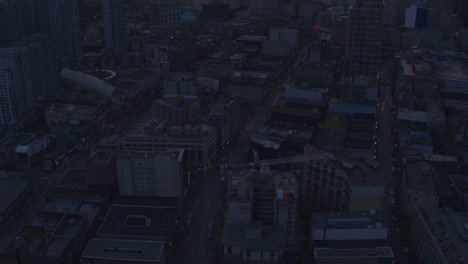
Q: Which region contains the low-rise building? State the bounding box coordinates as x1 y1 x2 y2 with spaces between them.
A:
151 96 200 125
314 247 394 264
222 223 285 264
311 209 389 248
0 133 34 168
121 119 216 170
400 157 438 215
410 207 468 264
81 239 165 264
227 169 297 246
116 149 184 197
0 171 34 227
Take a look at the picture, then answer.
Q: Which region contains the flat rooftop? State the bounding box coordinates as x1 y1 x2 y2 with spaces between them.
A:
315 247 394 259
0 172 31 212
416 207 468 264
0 133 34 150
81 238 164 262
97 204 177 240
311 210 386 230
40 193 105 227
403 158 435 193
223 224 285 251
316 112 349 150
53 214 86 238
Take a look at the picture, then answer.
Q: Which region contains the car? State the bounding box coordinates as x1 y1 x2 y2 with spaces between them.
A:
395 228 401 234
219 177 225 184
403 247 409 253
392 215 397 221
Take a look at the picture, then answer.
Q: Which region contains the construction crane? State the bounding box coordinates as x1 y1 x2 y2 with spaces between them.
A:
220 147 335 170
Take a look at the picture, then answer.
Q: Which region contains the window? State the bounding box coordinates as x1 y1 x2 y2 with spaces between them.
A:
227 246 232 254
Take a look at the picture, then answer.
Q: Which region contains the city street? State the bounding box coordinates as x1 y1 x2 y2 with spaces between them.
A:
376 63 411 264
175 47 307 264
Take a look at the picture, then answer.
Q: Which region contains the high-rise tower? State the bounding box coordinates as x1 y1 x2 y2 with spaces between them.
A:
103 0 128 53
344 0 383 79
0 47 34 131
48 0 81 67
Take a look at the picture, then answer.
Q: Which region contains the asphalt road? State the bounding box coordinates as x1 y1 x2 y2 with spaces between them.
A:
376 63 411 264
175 47 307 264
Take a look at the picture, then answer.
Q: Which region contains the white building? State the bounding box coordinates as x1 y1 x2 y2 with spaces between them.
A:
116 149 184 197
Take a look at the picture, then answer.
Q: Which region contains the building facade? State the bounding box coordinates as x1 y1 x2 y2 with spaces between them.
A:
116 149 184 197
344 0 383 79
0 47 34 131
103 0 128 53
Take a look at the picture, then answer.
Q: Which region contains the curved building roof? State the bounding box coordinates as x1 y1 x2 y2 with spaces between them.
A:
61 68 116 98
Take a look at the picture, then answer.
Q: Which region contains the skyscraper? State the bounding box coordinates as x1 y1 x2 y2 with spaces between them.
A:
344 0 383 79
0 47 34 131
149 0 183 36
103 0 128 53
48 0 81 67
0 0 18 44
17 34 59 101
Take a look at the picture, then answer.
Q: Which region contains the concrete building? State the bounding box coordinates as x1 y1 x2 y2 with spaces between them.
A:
222 223 285 264
0 0 17 44
0 133 34 168
227 169 297 246
269 28 298 51
149 0 183 36
48 0 81 66
314 247 394 264
86 146 119 187
151 96 200 125
404 5 428 29
250 0 278 15
0 171 33 226
121 119 216 170
0 47 34 131
344 0 383 79
311 210 389 248
116 149 184 197
81 239 165 264
15 213 89 264
97 199 177 242
271 84 325 127
163 73 201 98
103 0 128 53
45 104 99 127
201 96 240 148
303 145 384 212
410 207 468 264
15 34 59 101
400 157 438 215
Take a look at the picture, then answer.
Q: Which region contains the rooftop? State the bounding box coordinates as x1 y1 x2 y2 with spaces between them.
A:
415 207 468 264
81 238 165 262
236 35 267 42
39 193 105 227
0 171 31 212
223 224 285 251
311 210 386 230
316 112 349 150
0 133 34 151
315 247 394 259
53 214 86 239
230 170 297 192
403 158 435 193
97 204 177 241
